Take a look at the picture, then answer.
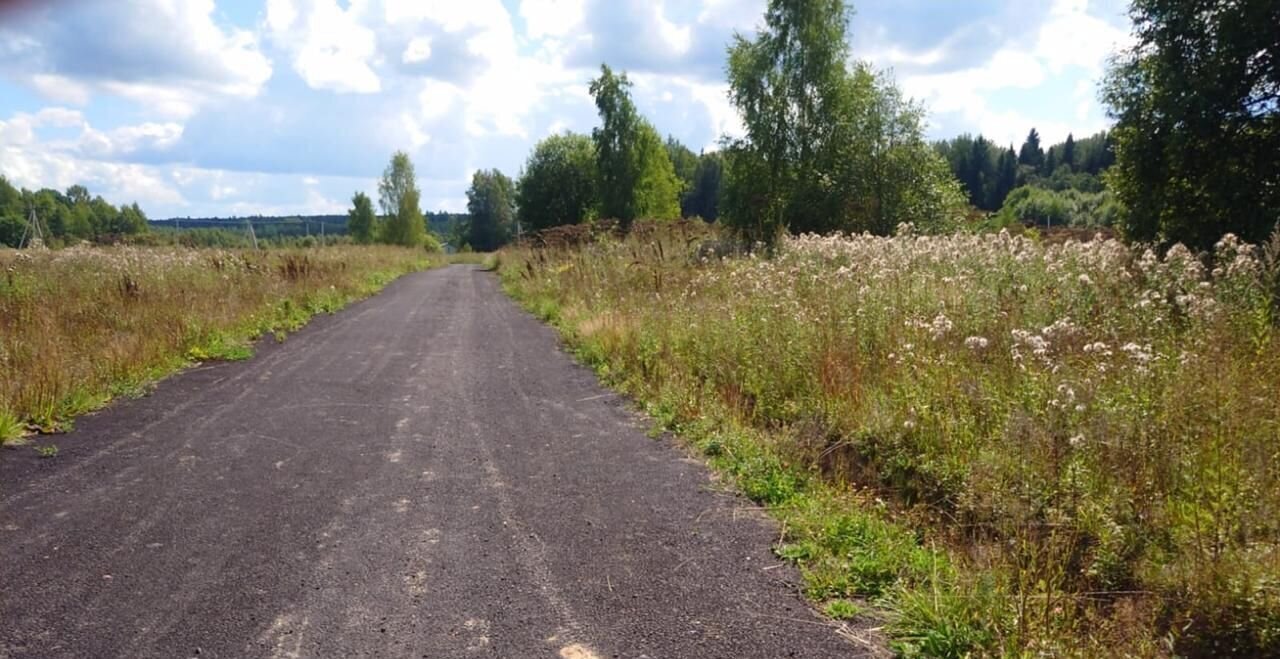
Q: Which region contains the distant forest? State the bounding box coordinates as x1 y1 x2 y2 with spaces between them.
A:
150 211 468 247
935 129 1119 228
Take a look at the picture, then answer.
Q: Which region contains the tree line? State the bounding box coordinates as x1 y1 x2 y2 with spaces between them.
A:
508 1 964 244
1 178 149 248
935 130 1115 211
386 0 965 250
8 0 1272 253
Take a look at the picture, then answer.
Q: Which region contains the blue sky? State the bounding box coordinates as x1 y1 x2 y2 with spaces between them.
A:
0 0 1132 218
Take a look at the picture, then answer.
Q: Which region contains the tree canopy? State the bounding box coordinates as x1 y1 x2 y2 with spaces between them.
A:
347 192 377 244
516 132 599 232
0 176 149 247
378 151 417 220
466 169 517 251
1103 0 1279 248
722 0 963 241
589 65 681 227
377 152 428 247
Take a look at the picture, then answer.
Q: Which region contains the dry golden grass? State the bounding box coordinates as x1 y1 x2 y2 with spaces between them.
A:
0 245 432 440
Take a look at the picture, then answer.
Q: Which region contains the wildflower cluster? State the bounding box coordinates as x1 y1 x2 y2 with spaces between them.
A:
505 223 1280 654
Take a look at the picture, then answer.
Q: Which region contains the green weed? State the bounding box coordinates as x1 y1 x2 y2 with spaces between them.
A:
0 407 25 445
500 221 1280 655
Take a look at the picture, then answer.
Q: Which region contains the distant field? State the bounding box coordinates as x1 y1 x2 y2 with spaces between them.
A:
501 222 1280 656
0 245 434 443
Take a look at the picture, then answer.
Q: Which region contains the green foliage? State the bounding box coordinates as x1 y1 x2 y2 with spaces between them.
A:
994 185 1121 228
723 1 963 241
665 137 698 193
684 151 724 221
0 212 27 247
935 136 1019 211
889 575 1008 659
500 221 1280 655
347 191 377 244
375 151 427 248
36 444 58 459
1018 128 1044 170
0 407 24 445
631 124 682 220
0 176 150 247
516 132 599 231
940 130 1117 215
383 186 427 247
589 65 682 227
466 169 516 251
1102 0 1280 249
377 150 417 220
823 599 863 621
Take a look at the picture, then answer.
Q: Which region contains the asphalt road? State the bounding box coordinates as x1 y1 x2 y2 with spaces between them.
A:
0 265 865 658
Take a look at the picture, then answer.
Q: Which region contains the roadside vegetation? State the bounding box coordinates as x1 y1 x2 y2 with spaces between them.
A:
502 221 1280 656
0 245 434 445
494 0 1279 654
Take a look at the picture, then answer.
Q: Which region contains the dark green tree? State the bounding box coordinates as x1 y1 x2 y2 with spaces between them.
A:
119 203 148 234
347 191 377 243
965 136 994 208
993 146 1019 210
516 132 599 231
466 169 516 251
684 151 724 220
383 188 426 247
665 137 699 195
1103 0 1280 248
1044 146 1059 176
1061 133 1076 171
589 65 681 226
1018 128 1044 170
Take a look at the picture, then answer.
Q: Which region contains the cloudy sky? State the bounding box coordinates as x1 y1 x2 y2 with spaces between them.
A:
0 0 1132 218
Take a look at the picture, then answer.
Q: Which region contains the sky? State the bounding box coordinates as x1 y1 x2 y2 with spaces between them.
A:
0 0 1133 218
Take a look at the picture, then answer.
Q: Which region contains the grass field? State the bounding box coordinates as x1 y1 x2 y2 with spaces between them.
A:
0 245 434 444
501 222 1280 657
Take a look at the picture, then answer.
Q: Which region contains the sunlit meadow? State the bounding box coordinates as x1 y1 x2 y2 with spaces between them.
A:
0 245 433 441
502 222 1280 656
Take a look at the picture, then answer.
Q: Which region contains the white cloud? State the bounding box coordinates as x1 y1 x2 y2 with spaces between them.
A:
1035 0 1131 75
79 122 184 158
210 184 238 201
881 0 1127 145
520 0 587 39
653 3 693 56
28 74 91 105
1 0 271 111
0 143 186 208
402 37 433 64
271 0 382 94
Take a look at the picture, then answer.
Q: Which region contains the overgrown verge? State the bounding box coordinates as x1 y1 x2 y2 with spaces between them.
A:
499 221 1280 657
1 245 435 444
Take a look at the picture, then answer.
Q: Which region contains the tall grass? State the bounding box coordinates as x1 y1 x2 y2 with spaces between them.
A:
0 245 433 441
501 222 1280 656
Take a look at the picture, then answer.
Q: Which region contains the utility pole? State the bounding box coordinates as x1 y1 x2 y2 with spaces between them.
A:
18 204 46 249
246 218 259 249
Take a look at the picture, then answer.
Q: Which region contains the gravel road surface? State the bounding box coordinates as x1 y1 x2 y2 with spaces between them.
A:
0 265 865 658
